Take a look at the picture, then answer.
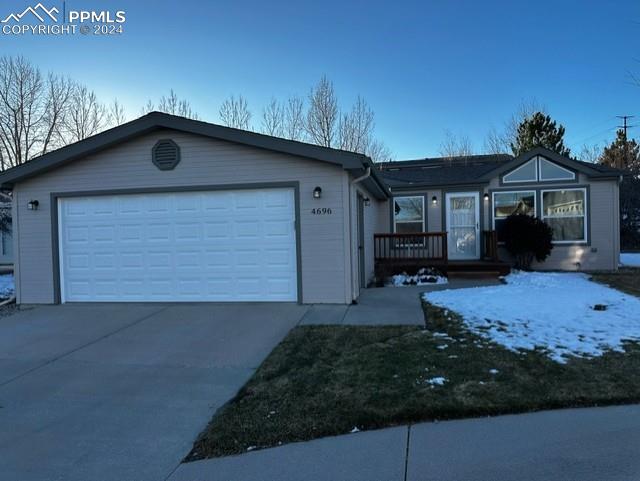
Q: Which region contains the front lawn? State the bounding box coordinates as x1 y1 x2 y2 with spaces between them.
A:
188 291 640 460
592 267 640 298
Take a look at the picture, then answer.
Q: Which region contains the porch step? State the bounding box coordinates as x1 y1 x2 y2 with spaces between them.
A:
447 270 503 279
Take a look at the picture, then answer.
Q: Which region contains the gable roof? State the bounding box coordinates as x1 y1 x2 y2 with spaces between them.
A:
0 112 389 198
380 148 622 189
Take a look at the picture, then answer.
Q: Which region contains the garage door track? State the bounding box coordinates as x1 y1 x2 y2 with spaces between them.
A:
0 302 307 481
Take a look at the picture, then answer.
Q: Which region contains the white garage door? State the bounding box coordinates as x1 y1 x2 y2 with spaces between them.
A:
58 188 298 302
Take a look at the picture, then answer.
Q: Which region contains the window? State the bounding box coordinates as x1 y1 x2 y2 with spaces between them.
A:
541 188 587 242
503 159 537 183
503 156 576 183
394 196 424 233
492 191 536 242
539 157 575 181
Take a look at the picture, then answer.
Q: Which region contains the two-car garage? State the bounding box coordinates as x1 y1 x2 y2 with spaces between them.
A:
1 112 389 305
57 188 298 302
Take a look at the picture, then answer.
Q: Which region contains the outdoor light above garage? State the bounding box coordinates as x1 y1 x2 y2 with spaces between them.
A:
313 186 322 199
431 195 437 205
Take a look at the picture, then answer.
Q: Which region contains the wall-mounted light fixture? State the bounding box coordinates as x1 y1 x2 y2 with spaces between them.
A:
313 186 322 199
363 197 370 206
483 193 489 202
431 195 438 205
27 200 39 211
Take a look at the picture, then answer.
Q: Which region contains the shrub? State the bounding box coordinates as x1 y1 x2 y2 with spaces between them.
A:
502 214 553 270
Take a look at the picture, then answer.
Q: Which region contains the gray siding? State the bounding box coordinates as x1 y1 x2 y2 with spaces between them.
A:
15 129 352 304
487 173 619 271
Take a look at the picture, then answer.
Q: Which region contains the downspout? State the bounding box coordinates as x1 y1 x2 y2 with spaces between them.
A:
351 166 371 186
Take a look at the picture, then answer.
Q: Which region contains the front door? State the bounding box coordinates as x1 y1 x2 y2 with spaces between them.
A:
445 192 480 260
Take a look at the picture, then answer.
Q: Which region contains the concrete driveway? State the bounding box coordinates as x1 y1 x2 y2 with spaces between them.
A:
0 302 308 481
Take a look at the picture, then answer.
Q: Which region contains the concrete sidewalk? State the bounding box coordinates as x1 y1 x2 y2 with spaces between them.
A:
300 278 501 327
169 404 640 481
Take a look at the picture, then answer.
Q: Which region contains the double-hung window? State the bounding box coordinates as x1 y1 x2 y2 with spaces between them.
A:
492 191 536 242
393 196 424 233
541 188 587 242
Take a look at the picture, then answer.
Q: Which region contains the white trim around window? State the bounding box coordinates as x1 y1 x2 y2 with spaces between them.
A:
541 187 588 244
393 196 425 233
492 190 537 243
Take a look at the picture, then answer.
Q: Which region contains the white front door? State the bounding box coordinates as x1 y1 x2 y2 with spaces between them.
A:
445 192 480 260
58 188 298 302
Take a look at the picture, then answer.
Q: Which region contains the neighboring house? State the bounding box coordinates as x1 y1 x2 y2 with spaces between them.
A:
380 148 622 271
0 113 622 306
0 192 13 265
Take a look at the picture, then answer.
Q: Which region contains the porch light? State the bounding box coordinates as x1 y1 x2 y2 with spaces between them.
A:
363 197 370 206
484 193 489 201
27 200 39 211
313 186 322 199
431 195 437 205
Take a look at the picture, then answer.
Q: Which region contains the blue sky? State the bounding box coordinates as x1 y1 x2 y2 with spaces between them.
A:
2 0 639 159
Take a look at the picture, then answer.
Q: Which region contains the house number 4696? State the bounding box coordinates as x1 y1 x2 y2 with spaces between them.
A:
311 208 332 215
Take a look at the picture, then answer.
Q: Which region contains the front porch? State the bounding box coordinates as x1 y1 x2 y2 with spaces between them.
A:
373 231 511 279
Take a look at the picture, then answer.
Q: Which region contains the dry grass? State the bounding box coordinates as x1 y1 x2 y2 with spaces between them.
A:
187 301 640 460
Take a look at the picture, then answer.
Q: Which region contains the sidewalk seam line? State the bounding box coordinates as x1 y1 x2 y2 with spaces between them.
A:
404 425 411 481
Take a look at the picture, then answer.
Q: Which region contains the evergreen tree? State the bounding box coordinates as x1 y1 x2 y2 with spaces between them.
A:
600 129 640 173
511 112 571 157
600 130 640 249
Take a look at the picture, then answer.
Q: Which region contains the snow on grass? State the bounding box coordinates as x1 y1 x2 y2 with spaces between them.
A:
389 268 448 287
425 376 447 386
424 271 640 363
620 253 640 267
0 274 14 299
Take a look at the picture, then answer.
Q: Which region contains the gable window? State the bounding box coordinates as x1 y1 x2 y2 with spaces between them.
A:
503 155 576 184
503 159 537 183
492 191 536 242
541 188 587 243
394 196 424 233
539 157 575 181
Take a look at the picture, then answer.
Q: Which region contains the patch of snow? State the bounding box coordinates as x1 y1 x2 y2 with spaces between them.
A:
436 344 448 350
350 427 360 433
423 271 640 363
620 253 640 267
389 268 448 287
246 446 257 451
425 376 447 386
0 274 14 299
489 369 499 375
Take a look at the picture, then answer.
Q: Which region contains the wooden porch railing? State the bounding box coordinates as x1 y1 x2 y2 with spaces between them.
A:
481 230 499 261
374 233 448 277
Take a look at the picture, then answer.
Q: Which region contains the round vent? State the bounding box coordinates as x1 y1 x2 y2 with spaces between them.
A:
152 139 181 170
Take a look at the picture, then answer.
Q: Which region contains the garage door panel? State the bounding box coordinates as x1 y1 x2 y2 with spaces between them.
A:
59 188 297 302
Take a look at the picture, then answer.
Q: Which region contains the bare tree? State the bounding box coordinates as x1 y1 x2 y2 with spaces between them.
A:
64 84 108 142
0 56 73 168
367 139 393 163
306 76 338 147
219 95 252 130
485 99 547 154
483 126 506 154
261 98 284 137
338 96 374 153
284 95 305 141
579 143 603 163
140 99 155 115
439 129 474 157
108 98 127 126
157 89 198 119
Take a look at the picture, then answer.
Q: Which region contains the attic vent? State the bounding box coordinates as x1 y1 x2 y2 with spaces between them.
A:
152 139 180 170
